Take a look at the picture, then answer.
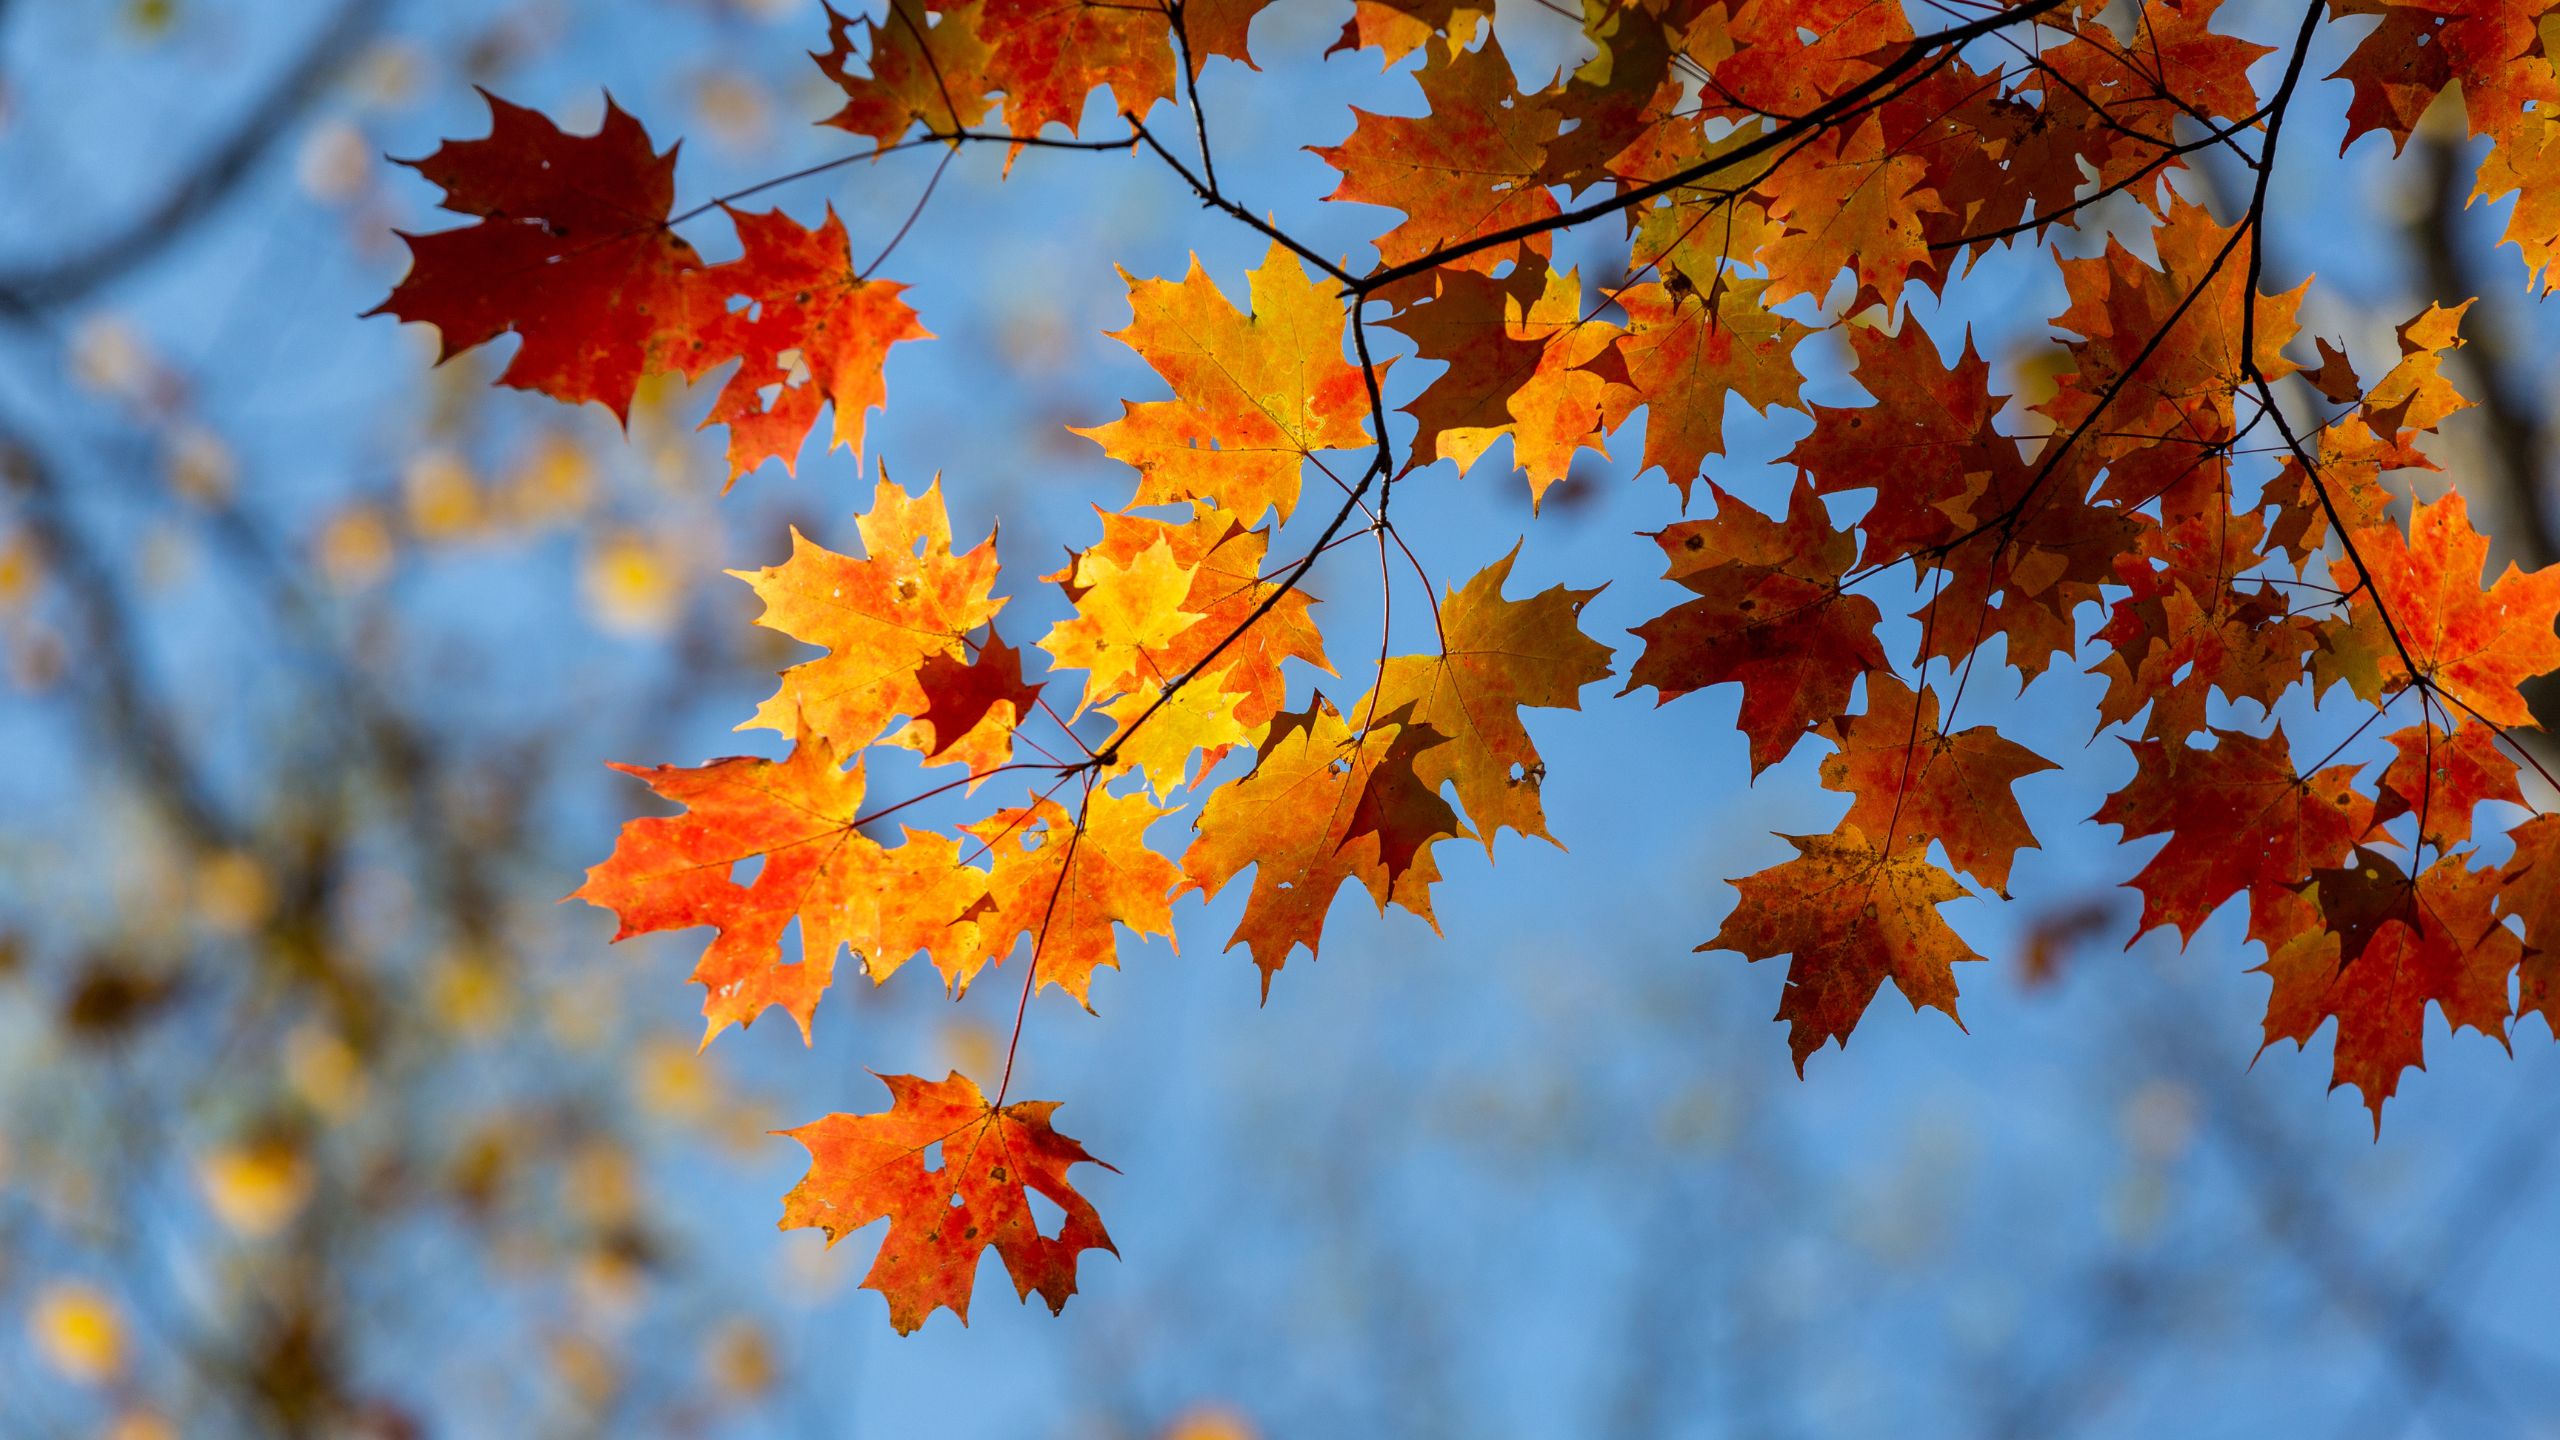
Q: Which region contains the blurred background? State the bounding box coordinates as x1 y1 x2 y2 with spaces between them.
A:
5 1 2560 1436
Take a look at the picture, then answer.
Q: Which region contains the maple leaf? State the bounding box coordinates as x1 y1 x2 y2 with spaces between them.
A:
1610 273 1811 499
2363 301 2478 435
778 1071 1115 1333
2096 726 2375 941
816 0 998 147
2330 0 2560 150
1097 679 1252 797
1181 0 1280 71
891 630 1046 780
1786 318 2023 570
1817 676 2057 894
1367 547 1615 851
1037 537 1208 713
1384 261 1629 507
1711 0 1915 115
2253 853 2520 1126
1325 0 1489 67
1057 504 1333 735
2331 488 2560 727
2474 109 2560 290
573 734 987 1044
370 92 700 419
1075 243 1374 523
2372 721 2523 846
1625 480 1888 773
1182 696 1466 992
1755 116 1945 313
2041 194 2305 462
1708 823 1985 1073
954 787 1182 1008
2261 412 2424 572
679 205 931 483
736 471 1005 750
2495 813 2560 1028
2090 507 2321 743
1314 34 1564 282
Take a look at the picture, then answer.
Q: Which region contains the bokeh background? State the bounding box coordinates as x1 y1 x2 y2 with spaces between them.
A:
5 1 2560 1436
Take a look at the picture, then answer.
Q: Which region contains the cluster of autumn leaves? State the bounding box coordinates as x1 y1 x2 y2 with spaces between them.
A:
371 0 2560 1331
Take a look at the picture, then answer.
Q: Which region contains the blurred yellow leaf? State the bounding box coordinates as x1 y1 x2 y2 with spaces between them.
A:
296 119 373 203
286 1024 368 1122
0 527 42 610
123 0 177 38
549 1332 618 1411
193 850 275 937
565 1138 637 1229
29 1281 124 1384
351 41 422 109
104 1412 178 1440
69 316 164 407
581 528 683 636
315 504 395 591
499 430 594 527
691 69 772 150
403 448 483 541
940 1018 999 1081
164 425 235 505
429 948 511 1038
631 1037 719 1127
706 1317 777 1401
196 1141 312 1238
1163 1406 1257 1440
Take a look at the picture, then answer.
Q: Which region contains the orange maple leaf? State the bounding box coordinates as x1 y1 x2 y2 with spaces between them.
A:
1610 272 1810 499
2253 853 2520 1127
1076 243 1375 524
1383 261 1628 507
778 1071 1115 1334
1817 676 2057 894
1314 33 1563 282
2096 726 2375 942
2373 721 2524 846
2332 488 2560 728
573 734 987 1044
1182 696 1466 992
679 205 931 483
815 0 998 148
955 787 1182 1008
1708 823 1985 1073
736 472 1006 751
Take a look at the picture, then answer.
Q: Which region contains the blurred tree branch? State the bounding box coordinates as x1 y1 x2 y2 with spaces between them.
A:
0 0 383 316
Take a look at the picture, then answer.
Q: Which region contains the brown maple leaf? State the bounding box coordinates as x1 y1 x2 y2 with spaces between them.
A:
1625 480 1887 773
